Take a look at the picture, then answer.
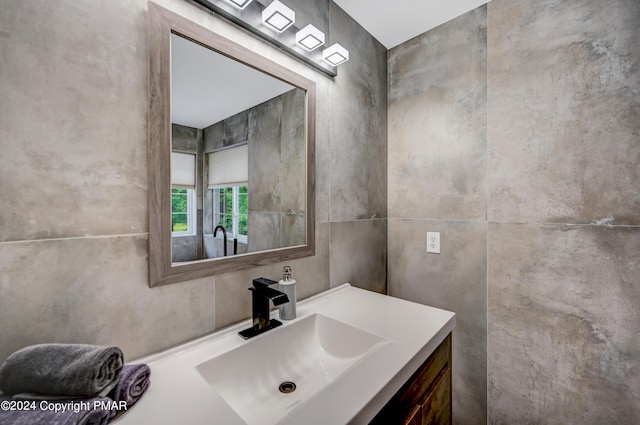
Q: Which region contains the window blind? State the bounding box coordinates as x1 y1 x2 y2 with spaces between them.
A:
171 152 196 189
207 144 248 189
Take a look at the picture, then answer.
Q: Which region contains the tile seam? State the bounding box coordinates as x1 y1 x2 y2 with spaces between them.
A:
0 233 149 246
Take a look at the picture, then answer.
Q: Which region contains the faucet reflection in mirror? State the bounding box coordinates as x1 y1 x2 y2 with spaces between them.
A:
192 0 349 77
213 225 227 256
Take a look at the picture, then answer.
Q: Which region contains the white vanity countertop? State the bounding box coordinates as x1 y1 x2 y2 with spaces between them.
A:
113 284 455 425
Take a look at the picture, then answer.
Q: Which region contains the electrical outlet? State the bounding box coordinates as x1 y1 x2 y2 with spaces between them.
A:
427 232 440 254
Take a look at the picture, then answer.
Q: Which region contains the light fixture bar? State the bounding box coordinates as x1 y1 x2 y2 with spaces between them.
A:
322 43 349 66
189 0 338 77
222 0 253 9
262 0 295 33
295 24 325 51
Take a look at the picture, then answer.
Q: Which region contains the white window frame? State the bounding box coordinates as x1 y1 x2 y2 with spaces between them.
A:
213 185 248 244
171 187 197 236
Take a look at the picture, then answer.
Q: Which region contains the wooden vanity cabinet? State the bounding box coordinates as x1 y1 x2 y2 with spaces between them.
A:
370 333 452 425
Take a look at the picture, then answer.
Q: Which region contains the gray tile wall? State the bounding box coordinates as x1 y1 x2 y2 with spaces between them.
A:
0 0 387 364
487 0 640 423
202 88 306 254
488 223 640 424
330 2 388 223
327 3 388 294
389 0 640 423
388 6 488 425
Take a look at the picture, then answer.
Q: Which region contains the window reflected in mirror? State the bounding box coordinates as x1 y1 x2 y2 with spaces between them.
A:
171 188 195 234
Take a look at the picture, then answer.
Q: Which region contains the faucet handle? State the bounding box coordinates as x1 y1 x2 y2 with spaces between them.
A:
251 277 289 306
252 277 279 289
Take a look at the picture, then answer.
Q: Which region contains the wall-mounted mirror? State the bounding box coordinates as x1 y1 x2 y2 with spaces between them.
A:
148 3 315 287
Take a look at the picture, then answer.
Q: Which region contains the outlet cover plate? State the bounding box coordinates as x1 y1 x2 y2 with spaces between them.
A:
427 232 440 254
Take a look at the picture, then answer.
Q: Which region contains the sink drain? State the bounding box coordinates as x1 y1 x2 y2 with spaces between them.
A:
278 381 297 394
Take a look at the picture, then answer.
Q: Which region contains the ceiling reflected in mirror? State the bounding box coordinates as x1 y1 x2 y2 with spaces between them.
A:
171 34 294 128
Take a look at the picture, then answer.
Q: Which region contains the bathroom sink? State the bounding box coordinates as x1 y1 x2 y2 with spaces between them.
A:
196 313 387 424
111 284 457 425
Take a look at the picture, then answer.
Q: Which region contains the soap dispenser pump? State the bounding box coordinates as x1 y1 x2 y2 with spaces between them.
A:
278 266 296 320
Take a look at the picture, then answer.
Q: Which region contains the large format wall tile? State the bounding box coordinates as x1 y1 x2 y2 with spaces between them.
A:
0 235 216 363
0 0 148 242
329 4 387 222
330 219 386 293
389 219 487 425
314 77 332 224
488 0 640 225
388 6 487 221
488 223 640 424
248 98 282 213
387 6 488 424
281 88 307 215
247 212 281 252
388 0 639 423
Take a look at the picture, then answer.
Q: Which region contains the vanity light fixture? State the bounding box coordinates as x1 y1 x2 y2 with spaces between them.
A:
262 0 295 33
295 24 325 51
221 0 253 9
188 0 348 76
322 43 349 66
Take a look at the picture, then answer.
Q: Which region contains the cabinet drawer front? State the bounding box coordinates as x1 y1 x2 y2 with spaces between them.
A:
404 404 422 425
398 334 451 409
370 333 452 425
422 368 451 425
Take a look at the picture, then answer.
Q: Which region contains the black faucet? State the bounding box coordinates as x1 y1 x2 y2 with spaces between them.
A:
238 277 289 339
213 225 227 257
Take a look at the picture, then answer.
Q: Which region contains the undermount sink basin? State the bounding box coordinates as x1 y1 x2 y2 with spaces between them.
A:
196 313 388 424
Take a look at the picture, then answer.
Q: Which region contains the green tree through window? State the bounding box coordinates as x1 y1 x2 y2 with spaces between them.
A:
172 188 194 234
214 186 248 242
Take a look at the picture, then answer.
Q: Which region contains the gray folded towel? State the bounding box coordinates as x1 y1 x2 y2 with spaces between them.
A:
0 344 124 397
107 364 150 419
0 395 111 425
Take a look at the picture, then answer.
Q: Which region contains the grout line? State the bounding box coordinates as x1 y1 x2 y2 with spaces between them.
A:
388 217 489 224
485 3 491 421
0 232 149 246
386 217 640 228
324 217 387 225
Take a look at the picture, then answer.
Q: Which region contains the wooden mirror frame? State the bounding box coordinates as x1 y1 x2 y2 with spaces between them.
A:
148 3 315 287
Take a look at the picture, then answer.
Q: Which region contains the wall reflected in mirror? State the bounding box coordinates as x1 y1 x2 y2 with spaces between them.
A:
170 34 307 263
